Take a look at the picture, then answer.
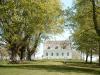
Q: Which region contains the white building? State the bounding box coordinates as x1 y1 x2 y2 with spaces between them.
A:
43 40 79 59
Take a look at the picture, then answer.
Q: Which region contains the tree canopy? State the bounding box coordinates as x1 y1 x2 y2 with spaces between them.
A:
0 0 64 62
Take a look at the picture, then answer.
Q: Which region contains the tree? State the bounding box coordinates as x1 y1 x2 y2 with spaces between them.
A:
91 0 100 65
64 0 100 64
72 27 98 63
0 0 64 62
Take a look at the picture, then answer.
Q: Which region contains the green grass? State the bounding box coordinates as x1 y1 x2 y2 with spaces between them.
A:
0 60 100 75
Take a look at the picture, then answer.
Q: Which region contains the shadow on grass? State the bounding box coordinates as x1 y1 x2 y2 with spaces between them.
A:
63 62 100 68
0 64 100 75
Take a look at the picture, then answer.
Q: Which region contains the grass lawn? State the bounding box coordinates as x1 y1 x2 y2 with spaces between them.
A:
0 60 100 75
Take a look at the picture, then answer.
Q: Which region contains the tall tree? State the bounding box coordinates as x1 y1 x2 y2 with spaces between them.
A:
0 0 64 62
91 0 100 65
65 0 100 64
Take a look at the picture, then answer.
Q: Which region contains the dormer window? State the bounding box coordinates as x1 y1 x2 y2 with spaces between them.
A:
47 46 50 49
56 53 59 56
67 52 69 56
55 46 58 49
46 53 48 56
51 53 53 56
63 45 66 49
62 53 64 56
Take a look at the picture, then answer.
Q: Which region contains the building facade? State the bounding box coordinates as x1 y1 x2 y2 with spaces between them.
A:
43 40 73 59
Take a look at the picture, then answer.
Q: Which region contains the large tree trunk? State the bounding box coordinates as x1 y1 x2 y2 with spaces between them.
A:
17 35 30 61
26 43 31 61
27 50 31 61
26 33 41 61
9 43 20 63
20 49 25 61
19 45 27 61
10 48 17 63
30 33 41 55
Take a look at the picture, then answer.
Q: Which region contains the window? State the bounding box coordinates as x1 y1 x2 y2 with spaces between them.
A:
63 45 66 49
55 46 58 49
47 46 50 49
62 53 64 56
46 53 48 56
51 53 53 56
67 52 69 56
56 53 59 56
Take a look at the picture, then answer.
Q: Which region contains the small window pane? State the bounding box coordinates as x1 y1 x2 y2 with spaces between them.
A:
51 53 53 56
46 53 48 56
55 46 58 49
47 47 50 49
62 53 64 56
67 52 69 56
56 53 59 56
63 46 66 49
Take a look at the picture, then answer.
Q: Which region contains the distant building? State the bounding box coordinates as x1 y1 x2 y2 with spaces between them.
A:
43 40 81 59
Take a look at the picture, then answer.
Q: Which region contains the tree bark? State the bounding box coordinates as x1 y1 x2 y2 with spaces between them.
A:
90 49 93 64
9 43 20 63
27 33 41 61
85 50 89 63
30 33 41 56
10 49 17 63
20 49 25 61
27 50 31 61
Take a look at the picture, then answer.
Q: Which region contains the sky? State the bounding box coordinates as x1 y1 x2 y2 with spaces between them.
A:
34 0 74 58
61 0 73 9
48 0 73 41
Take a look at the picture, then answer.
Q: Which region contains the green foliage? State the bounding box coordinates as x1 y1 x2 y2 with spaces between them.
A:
65 0 100 55
0 0 64 61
